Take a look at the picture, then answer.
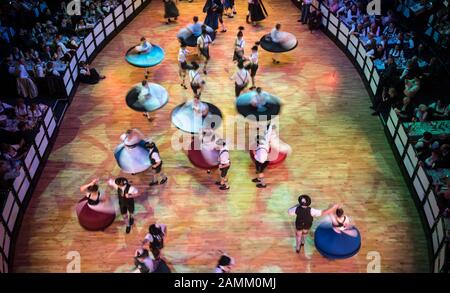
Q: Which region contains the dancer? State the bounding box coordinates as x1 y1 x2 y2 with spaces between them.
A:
314 207 361 259
233 26 245 63
76 178 115 231
108 177 139 234
224 0 236 18
250 87 267 111
189 61 206 96
192 94 209 117
177 16 214 42
133 248 154 273
252 135 269 188
203 0 226 33
214 253 235 273
132 37 152 54
215 139 230 190
114 129 151 174
288 195 339 253
142 223 167 257
146 141 168 186
178 42 191 89
269 23 298 63
266 122 292 156
163 0 179 24
247 0 267 26
141 80 153 121
270 24 282 64
229 61 250 97
201 127 219 173
197 27 214 75
248 44 259 89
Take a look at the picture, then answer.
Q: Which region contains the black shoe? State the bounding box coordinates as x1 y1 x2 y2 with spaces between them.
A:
371 111 379 116
203 70 207 75
160 177 168 185
149 181 158 186
297 19 302 22
369 106 375 110
219 184 230 190
233 11 237 15
126 225 131 234
129 217 134 226
207 169 211 174
252 178 260 183
256 183 267 188
246 15 250 24
215 181 221 186
296 249 300 253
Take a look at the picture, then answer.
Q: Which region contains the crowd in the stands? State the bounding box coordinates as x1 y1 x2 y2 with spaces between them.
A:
323 0 450 223
0 96 48 190
0 0 117 194
0 0 119 98
324 0 448 122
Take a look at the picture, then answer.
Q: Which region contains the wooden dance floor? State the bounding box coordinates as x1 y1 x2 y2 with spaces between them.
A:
14 0 428 272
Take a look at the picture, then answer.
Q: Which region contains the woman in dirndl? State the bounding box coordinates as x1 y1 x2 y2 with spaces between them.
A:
163 0 179 24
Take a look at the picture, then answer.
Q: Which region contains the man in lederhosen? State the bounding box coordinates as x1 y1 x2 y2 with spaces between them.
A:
178 42 191 89
214 139 230 190
229 60 250 97
288 195 339 253
252 135 269 188
189 61 205 96
146 141 168 186
197 26 213 75
108 177 139 234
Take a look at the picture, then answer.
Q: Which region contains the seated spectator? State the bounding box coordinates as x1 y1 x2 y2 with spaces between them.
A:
380 57 398 89
15 59 38 99
371 87 400 116
383 22 397 38
0 143 24 168
33 58 46 78
422 149 441 169
403 76 421 98
329 0 340 14
11 46 25 61
435 144 450 169
75 19 94 35
429 99 448 120
79 61 106 84
394 97 414 122
434 182 450 216
0 159 20 189
27 102 48 126
412 104 429 122
45 61 60 77
15 98 29 121
388 44 403 59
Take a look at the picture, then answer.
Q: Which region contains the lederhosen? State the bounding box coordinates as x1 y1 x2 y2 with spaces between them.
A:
198 35 211 60
295 206 313 231
179 49 190 70
254 146 269 174
235 70 249 97
118 184 135 215
218 149 230 178
149 146 162 174
190 71 201 94
233 39 244 62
